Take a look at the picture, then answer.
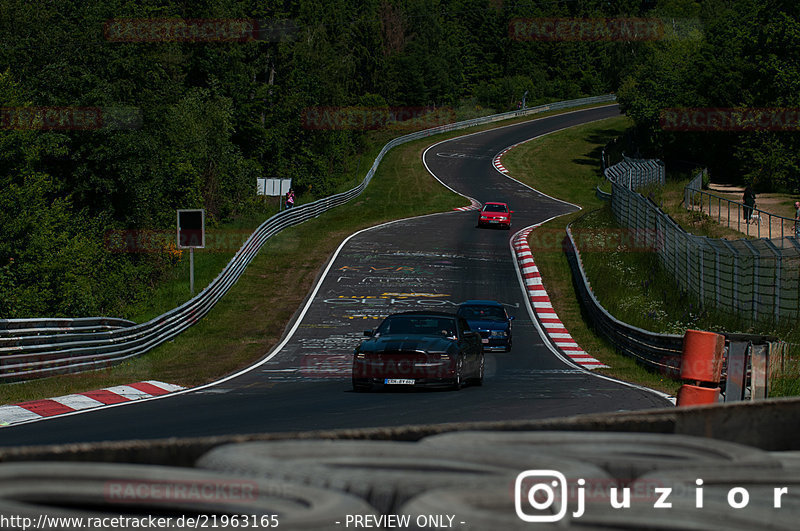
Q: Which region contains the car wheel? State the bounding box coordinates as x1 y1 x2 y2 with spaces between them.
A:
473 355 484 386
451 357 464 390
505 339 512 352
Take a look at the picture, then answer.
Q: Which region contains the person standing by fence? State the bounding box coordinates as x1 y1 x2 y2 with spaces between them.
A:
743 186 756 223
285 188 295 209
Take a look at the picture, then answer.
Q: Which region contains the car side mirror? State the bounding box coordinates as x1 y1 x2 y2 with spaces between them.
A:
364 330 374 337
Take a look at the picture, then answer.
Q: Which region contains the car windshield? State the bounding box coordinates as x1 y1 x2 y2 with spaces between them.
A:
458 306 507 322
376 315 456 337
483 204 507 212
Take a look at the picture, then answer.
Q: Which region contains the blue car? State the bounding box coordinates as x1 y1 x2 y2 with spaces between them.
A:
456 300 514 352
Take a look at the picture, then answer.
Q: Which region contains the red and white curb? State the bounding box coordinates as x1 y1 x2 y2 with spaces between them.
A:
0 381 185 427
453 198 482 211
512 228 608 369
493 136 543 176
492 148 511 174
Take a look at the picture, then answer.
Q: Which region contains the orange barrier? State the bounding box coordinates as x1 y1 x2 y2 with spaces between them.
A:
680 329 725 383
677 384 720 406
677 329 725 407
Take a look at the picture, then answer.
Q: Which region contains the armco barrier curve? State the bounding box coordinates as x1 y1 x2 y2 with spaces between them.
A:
0 95 617 382
0 317 134 337
563 219 684 377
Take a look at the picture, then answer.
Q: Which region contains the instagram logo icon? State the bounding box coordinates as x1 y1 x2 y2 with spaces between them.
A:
515 470 569 522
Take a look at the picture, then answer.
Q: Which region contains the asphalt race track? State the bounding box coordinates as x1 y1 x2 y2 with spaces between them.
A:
0 105 672 447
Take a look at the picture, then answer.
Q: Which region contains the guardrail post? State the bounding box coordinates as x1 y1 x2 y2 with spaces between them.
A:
724 340 749 402
751 343 769 399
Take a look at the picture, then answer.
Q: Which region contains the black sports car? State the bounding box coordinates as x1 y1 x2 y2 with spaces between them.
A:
352 311 484 391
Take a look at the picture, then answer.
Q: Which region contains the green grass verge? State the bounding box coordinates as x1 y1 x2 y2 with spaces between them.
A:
502 116 681 396
2 102 618 404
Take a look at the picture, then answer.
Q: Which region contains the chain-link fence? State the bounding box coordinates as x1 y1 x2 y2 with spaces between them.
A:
604 155 665 190
607 160 800 323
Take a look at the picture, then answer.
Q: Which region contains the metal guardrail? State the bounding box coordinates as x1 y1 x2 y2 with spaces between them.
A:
564 221 684 377
0 317 135 336
0 95 617 382
595 186 611 201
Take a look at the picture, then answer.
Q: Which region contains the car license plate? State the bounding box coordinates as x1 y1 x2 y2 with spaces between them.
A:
490 220 499 223
385 379 415 385
482 338 489 344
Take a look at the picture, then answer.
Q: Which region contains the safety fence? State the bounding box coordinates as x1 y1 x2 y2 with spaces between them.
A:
604 155 664 190
0 94 617 382
606 159 800 324
565 218 785 399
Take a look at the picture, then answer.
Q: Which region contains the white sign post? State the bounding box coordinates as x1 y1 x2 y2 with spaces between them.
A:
256 178 292 210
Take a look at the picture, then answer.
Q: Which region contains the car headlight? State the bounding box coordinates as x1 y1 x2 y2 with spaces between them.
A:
490 330 507 338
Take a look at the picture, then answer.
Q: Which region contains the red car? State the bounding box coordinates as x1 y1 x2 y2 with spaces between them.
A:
477 202 512 229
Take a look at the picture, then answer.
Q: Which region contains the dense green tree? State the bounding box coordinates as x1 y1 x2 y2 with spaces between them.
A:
0 0 653 317
618 0 800 192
